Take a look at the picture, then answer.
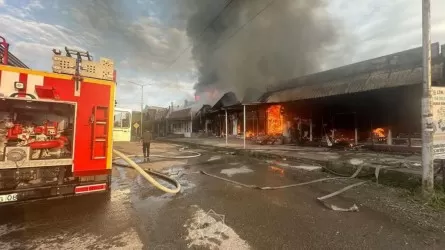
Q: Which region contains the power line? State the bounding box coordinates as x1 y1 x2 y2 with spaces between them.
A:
166 0 278 72
149 0 278 84
197 0 278 82
163 0 237 71
213 0 277 52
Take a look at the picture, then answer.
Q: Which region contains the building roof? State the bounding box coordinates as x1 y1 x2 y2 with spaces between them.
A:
242 88 264 103
262 61 443 103
211 91 239 110
154 108 169 120
267 43 441 93
258 43 444 103
168 108 192 120
195 105 211 117
144 105 165 110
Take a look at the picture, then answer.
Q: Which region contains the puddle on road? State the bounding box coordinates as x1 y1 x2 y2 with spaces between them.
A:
113 156 145 166
288 165 322 171
266 160 322 172
266 160 290 167
220 166 254 177
208 155 222 162
184 205 250 250
268 166 285 177
133 166 196 202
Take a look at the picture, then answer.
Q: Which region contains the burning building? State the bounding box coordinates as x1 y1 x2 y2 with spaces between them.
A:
200 43 445 151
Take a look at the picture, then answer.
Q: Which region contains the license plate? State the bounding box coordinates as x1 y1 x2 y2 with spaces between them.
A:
0 193 18 203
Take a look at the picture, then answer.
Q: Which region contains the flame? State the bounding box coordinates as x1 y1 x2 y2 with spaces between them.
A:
246 130 254 138
267 105 283 135
269 166 285 176
373 128 385 138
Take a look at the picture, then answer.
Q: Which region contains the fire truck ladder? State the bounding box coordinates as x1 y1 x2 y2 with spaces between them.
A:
91 106 109 160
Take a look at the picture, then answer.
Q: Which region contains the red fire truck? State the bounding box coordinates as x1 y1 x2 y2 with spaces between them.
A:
0 36 116 204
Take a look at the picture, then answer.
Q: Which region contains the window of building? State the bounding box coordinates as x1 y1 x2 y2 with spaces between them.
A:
114 111 131 128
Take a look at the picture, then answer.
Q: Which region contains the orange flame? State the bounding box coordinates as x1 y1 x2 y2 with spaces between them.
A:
269 166 285 176
246 131 254 138
267 105 283 135
373 128 385 138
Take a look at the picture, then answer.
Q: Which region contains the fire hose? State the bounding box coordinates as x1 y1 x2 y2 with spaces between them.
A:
112 148 201 194
200 165 366 212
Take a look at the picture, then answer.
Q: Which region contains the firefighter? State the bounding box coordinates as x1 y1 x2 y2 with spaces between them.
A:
141 129 152 162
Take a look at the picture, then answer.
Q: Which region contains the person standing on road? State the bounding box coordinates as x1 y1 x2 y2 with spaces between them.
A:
141 129 152 162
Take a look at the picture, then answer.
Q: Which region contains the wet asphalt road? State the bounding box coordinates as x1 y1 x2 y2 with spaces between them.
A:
1 143 444 249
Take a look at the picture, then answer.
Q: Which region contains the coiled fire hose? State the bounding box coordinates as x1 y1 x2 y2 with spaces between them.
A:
112 148 201 194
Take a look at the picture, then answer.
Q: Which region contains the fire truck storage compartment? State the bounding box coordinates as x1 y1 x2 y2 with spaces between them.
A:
0 98 75 167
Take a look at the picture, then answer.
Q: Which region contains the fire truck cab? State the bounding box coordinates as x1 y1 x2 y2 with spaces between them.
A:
0 37 115 204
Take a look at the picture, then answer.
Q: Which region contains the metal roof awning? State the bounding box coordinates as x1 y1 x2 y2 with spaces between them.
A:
167 108 192 120
264 63 443 103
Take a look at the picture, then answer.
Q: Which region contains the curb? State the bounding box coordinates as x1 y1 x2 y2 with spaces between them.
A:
158 139 423 189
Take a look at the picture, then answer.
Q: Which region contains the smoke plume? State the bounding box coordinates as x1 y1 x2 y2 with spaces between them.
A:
54 0 192 74
184 0 347 100
53 0 350 104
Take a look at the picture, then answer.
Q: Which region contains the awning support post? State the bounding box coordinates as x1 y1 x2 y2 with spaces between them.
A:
243 105 246 149
387 128 393 145
309 119 313 142
225 109 228 145
354 112 358 145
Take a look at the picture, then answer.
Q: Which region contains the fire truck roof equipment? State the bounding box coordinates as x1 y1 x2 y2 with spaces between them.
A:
0 36 29 68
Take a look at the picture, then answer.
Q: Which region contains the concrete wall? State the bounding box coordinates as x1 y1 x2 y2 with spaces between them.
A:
170 120 192 137
232 117 238 135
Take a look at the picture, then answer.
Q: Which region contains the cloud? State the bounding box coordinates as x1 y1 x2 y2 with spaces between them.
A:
125 16 195 73
56 0 195 75
0 0 196 107
329 0 445 64
115 75 195 110
0 14 97 70
25 0 44 11
2 0 445 109
2 0 45 18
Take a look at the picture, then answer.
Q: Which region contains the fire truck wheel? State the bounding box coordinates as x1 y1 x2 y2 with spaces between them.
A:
107 175 112 191
9 93 36 99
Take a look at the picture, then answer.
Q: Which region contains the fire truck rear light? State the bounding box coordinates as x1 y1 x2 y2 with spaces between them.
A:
75 183 107 194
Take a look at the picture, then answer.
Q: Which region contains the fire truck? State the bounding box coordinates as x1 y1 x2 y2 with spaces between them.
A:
0 36 116 204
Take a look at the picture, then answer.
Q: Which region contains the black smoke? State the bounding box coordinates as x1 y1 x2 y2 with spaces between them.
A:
183 0 347 99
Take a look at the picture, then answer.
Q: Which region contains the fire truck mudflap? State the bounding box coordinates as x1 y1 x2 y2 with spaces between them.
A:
0 64 115 204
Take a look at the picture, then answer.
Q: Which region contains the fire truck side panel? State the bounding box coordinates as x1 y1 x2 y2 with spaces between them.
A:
42 77 114 175
0 65 115 176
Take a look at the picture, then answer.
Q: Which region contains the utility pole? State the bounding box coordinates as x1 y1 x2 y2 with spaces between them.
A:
225 109 228 145
243 105 246 149
421 0 434 195
140 84 144 136
128 81 150 138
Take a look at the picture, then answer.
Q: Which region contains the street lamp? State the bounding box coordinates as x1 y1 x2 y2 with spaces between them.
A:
127 81 151 137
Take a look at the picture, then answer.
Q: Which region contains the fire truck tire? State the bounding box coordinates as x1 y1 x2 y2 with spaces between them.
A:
107 174 112 191
9 93 36 99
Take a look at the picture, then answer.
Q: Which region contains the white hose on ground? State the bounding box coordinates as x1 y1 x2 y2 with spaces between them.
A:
112 149 181 194
112 152 202 161
112 147 201 160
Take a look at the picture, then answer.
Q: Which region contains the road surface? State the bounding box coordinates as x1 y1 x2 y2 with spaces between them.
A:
0 142 444 249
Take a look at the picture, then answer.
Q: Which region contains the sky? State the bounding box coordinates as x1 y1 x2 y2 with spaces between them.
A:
0 0 445 110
